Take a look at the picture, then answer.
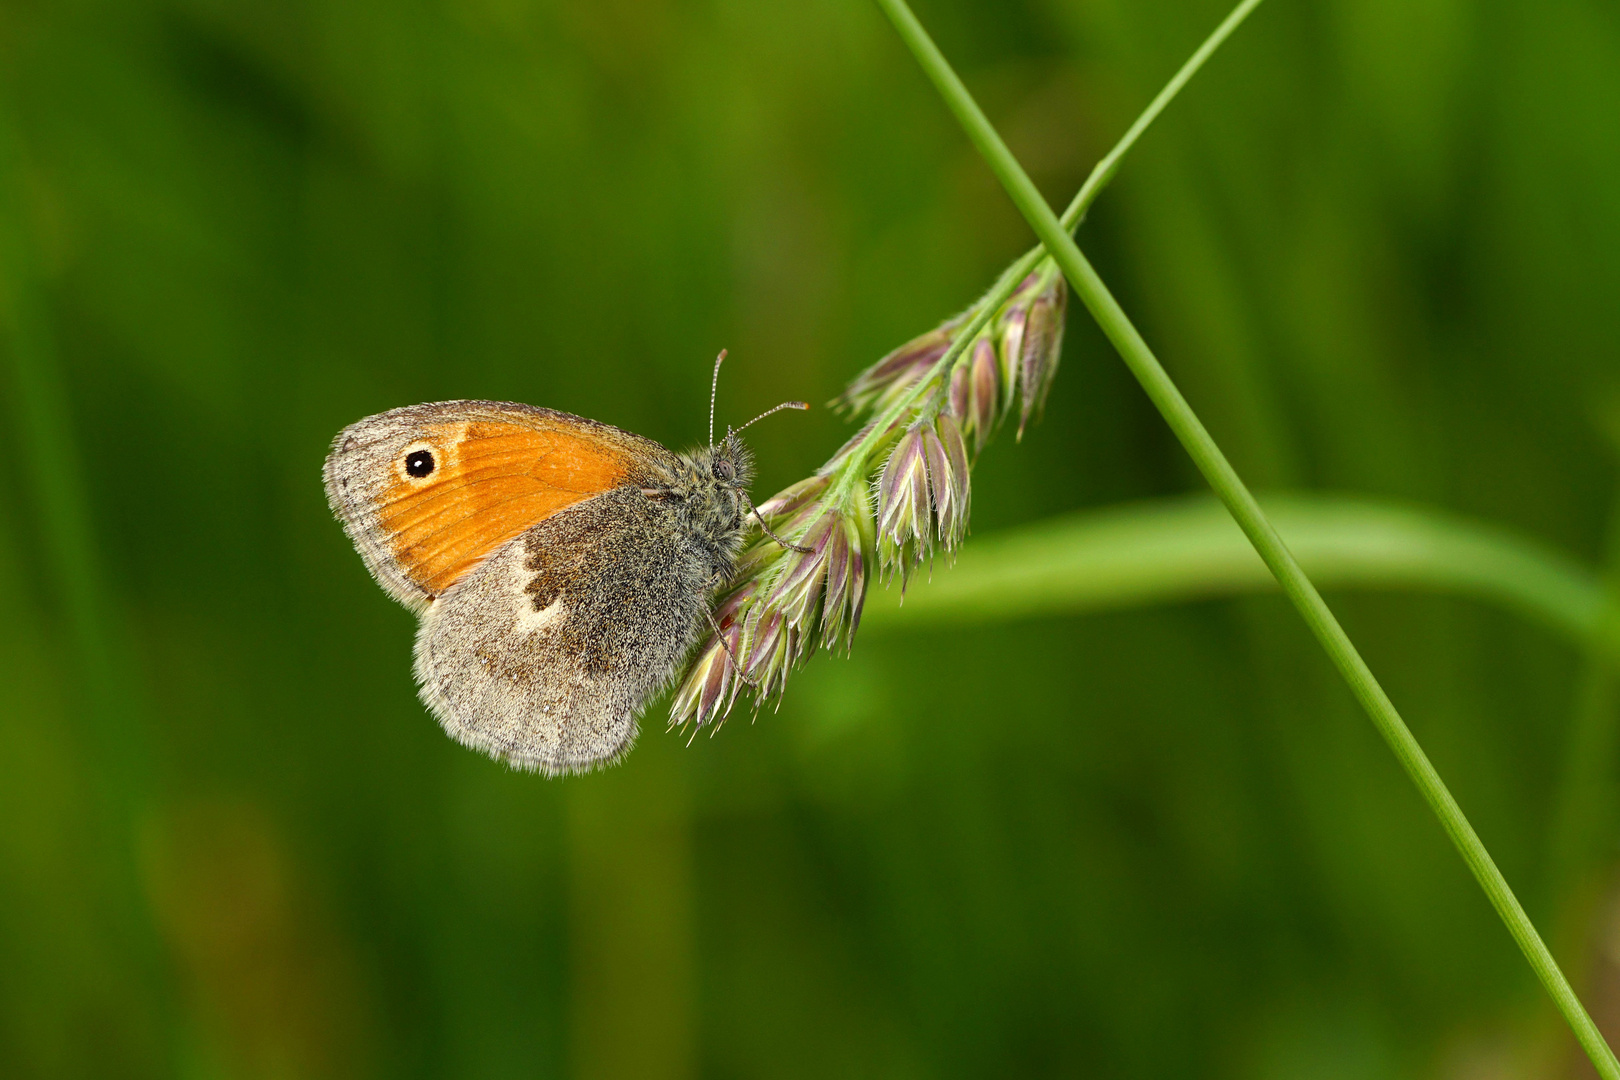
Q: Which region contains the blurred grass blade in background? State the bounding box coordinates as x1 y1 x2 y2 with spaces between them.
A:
0 105 150 797
867 493 1604 649
0 99 171 1068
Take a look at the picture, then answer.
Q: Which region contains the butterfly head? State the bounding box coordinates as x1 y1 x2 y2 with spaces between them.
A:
690 351 810 548
709 430 750 484
679 434 756 539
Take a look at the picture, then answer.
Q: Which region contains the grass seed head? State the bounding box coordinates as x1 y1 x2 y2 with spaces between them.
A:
676 258 1067 730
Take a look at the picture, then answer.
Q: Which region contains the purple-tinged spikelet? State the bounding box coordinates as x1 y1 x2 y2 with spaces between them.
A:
875 424 930 577
875 411 970 584
1017 277 1067 438
669 581 757 730
950 337 1001 455
997 304 1027 419
834 313 968 417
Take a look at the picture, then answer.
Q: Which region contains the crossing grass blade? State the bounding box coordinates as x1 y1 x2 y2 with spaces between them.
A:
871 0 1620 1071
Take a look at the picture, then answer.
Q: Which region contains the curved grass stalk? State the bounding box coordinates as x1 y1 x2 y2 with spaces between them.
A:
871 0 1620 1072
863 493 1604 646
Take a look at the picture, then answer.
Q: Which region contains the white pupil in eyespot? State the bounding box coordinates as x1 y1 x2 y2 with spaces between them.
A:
406 450 435 477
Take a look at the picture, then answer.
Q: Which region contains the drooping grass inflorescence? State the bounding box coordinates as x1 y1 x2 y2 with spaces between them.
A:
668 263 1067 731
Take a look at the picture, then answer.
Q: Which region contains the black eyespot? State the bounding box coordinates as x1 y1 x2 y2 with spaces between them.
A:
405 449 435 478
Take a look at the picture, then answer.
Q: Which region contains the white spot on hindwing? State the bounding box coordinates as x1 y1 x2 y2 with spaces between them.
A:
514 548 565 635
516 595 565 634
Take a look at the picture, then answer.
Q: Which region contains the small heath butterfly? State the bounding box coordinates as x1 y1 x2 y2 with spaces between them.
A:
324 358 805 775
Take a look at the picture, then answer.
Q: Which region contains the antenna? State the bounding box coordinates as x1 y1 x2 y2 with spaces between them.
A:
709 350 727 449
731 400 810 438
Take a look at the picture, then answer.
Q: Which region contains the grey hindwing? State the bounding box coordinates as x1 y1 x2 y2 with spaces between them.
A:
413 487 713 775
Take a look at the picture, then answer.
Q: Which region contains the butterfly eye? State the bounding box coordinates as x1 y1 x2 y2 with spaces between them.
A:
405 449 436 478
715 458 735 481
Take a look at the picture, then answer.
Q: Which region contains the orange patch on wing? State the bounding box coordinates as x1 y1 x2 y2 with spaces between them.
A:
379 421 630 595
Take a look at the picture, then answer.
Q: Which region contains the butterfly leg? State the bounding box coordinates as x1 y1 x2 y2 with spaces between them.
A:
740 489 814 554
704 602 761 690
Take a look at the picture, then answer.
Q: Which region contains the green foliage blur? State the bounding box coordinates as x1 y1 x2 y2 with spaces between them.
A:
3 0 1620 1076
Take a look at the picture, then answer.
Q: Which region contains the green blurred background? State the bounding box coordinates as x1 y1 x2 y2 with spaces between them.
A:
4 0 1620 1076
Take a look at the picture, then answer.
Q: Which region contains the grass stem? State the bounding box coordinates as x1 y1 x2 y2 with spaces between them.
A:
871 0 1620 1071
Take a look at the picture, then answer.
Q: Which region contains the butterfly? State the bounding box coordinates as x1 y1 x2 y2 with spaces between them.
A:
323 357 805 775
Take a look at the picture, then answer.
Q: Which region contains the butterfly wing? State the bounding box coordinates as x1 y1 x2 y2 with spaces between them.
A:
323 400 680 609
414 486 713 774
325 400 716 773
